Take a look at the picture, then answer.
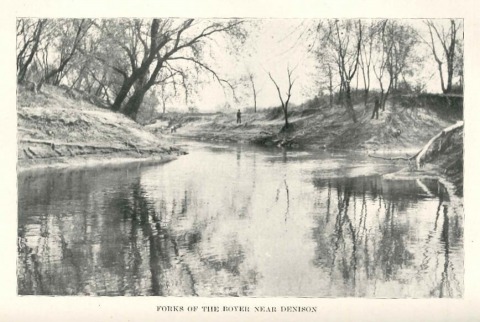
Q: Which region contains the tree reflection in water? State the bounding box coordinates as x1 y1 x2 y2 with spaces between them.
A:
17 146 463 297
311 176 463 297
17 166 257 296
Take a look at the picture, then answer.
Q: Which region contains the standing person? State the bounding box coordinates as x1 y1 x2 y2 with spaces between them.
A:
237 109 242 124
371 97 380 120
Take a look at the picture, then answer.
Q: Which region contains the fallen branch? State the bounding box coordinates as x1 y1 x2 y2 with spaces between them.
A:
367 154 415 161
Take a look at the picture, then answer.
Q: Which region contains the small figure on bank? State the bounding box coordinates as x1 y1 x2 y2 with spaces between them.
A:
371 97 380 120
236 109 242 124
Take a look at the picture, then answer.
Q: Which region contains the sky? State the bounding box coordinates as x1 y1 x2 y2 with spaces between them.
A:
160 19 463 112
176 19 322 111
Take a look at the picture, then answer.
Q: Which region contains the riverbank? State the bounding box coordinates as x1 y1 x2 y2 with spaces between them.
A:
17 85 184 172
17 134 464 297
383 123 463 196
147 95 463 193
149 95 461 151
16 85 463 195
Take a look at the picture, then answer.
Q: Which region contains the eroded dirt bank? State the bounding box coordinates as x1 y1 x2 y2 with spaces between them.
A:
149 96 461 151
16 85 463 195
17 85 184 172
147 96 463 193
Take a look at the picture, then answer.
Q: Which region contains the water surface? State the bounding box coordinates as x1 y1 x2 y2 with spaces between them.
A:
17 141 463 297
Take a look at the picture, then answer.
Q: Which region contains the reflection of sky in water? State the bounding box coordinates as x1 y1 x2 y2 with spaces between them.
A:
17 142 463 297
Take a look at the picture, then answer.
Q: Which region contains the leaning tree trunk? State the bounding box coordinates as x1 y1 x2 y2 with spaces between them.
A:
111 77 136 111
122 88 149 119
415 121 464 169
368 121 464 172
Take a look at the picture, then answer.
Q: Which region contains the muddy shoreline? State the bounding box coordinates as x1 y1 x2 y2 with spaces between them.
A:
17 150 185 174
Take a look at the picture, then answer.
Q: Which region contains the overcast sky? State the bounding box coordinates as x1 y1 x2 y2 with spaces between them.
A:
165 18 462 112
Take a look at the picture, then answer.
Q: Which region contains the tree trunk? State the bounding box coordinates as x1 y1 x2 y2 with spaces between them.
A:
118 50 164 119
17 20 45 83
337 63 345 105
446 63 454 93
345 84 357 123
41 56 74 87
382 76 393 111
74 65 88 90
110 20 163 112
39 20 87 90
378 78 385 112
364 88 369 108
86 77 96 94
122 87 149 119
416 121 463 168
111 77 136 111
361 61 370 108
110 60 157 112
69 65 87 91
328 66 333 108
95 82 104 97
251 78 257 113
355 71 359 92
283 107 289 129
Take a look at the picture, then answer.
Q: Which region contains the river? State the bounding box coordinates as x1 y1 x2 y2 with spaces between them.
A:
17 141 463 297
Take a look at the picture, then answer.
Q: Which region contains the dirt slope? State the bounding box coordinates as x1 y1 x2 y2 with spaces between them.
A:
146 96 463 194
149 97 460 152
17 85 182 171
425 125 464 195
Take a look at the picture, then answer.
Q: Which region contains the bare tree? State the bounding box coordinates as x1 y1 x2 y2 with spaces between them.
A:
37 19 93 90
268 67 295 130
425 19 462 94
326 64 334 108
320 19 363 123
239 70 262 113
454 40 463 90
359 21 378 107
314 41 336 109
334 19 362 123
86 18 244 119
372 20 392 111
158 80 177 114
315 19 368 114
248 72 259 113
17 19 48 85
379 20 418 110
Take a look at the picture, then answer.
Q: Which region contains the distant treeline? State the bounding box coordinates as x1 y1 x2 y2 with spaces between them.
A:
17 18 463 124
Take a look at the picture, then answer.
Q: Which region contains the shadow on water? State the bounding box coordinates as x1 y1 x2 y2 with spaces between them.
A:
17 143 463 297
